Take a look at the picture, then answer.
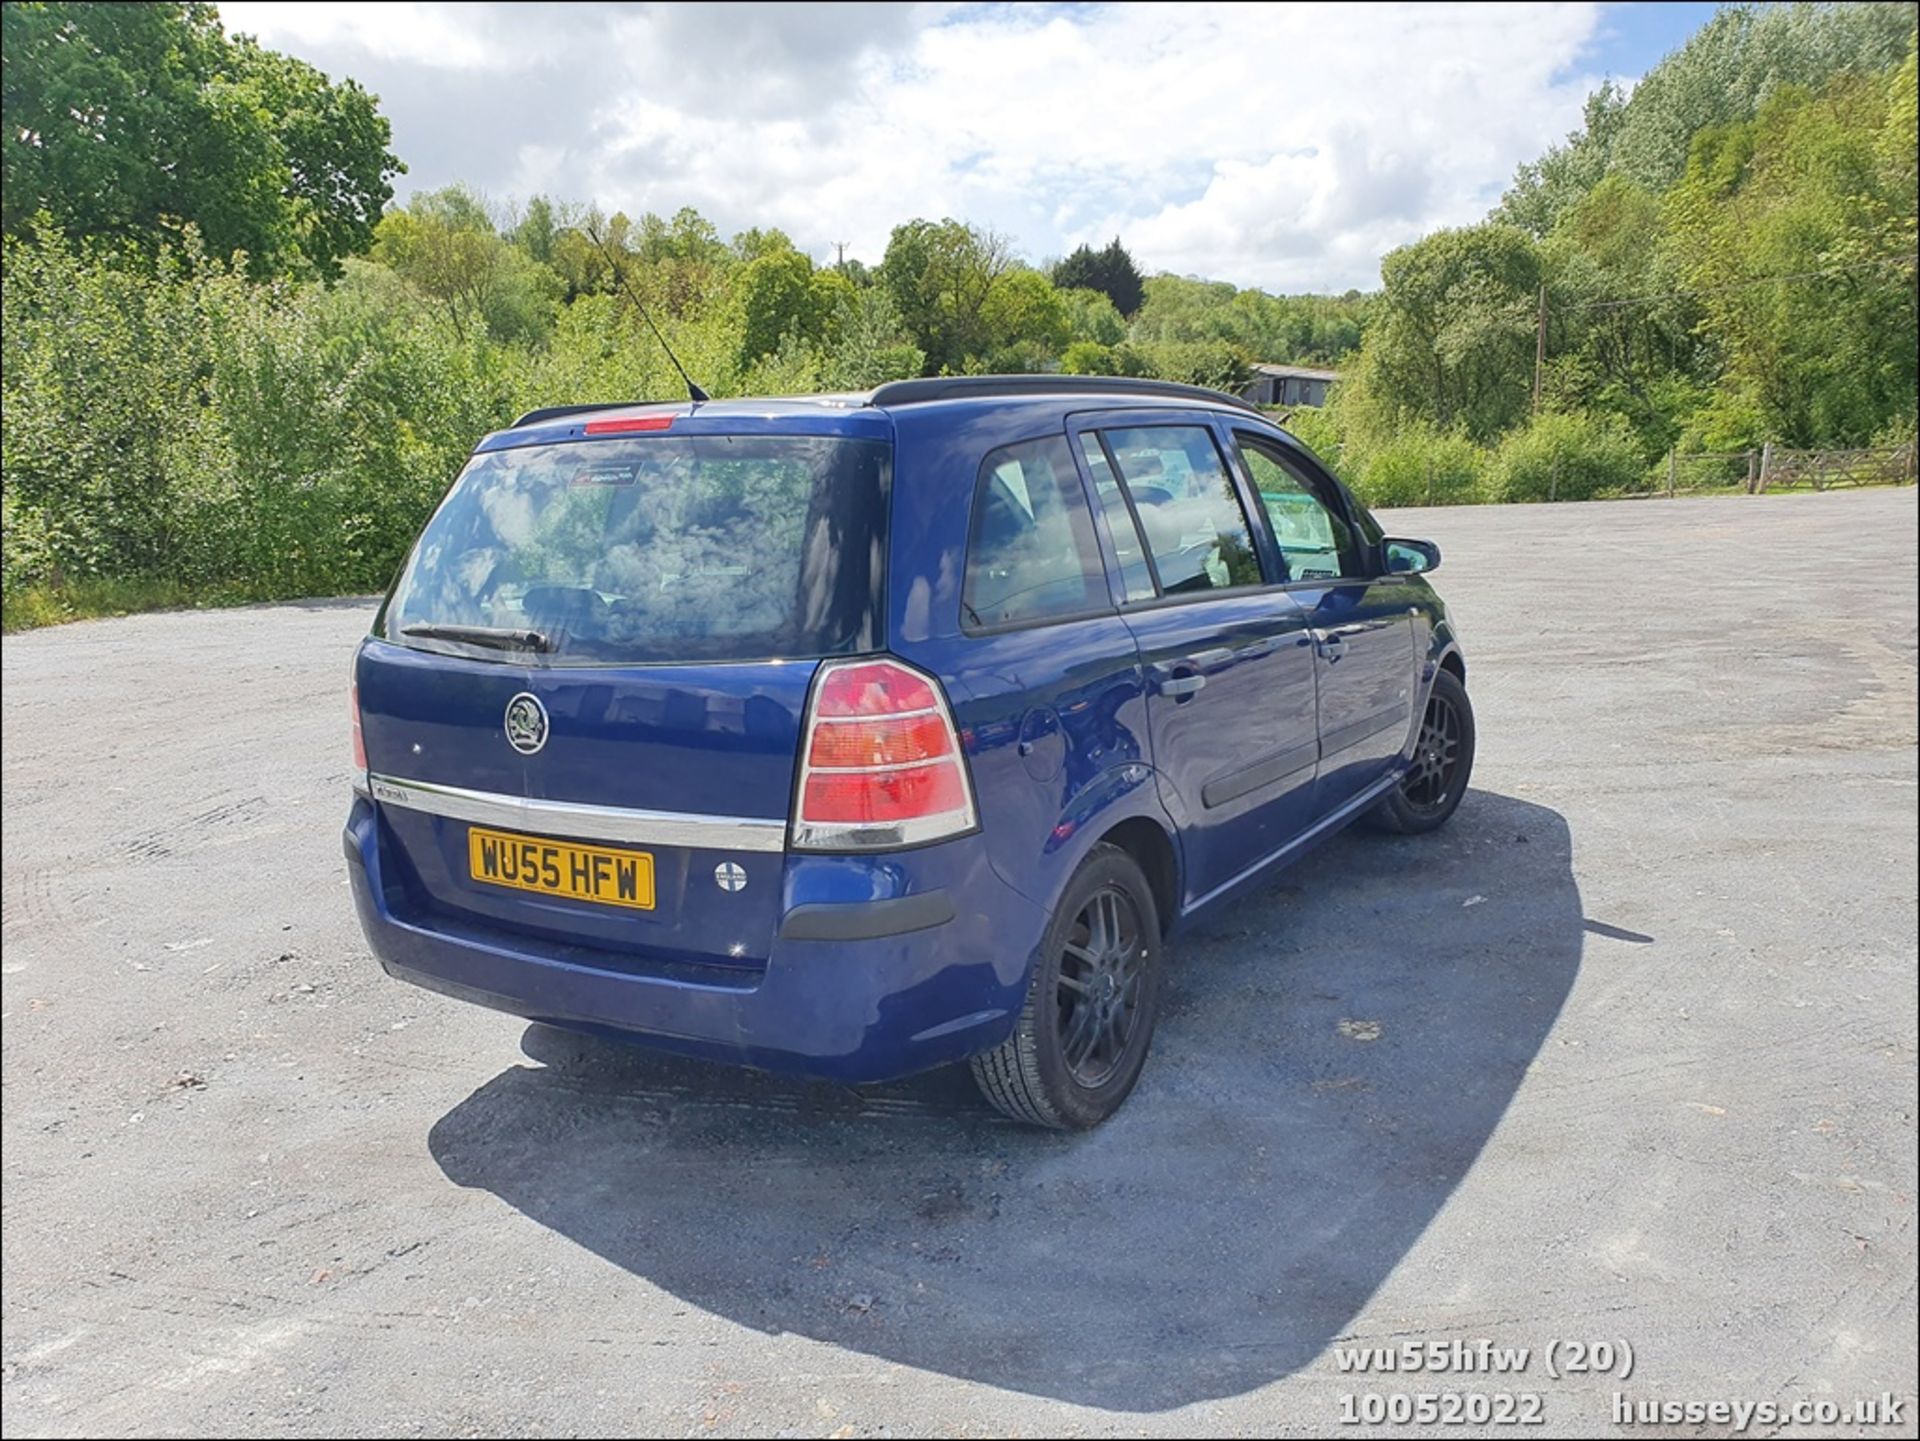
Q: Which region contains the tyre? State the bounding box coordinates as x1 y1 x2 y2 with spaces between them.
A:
970 844 1164 1129
1365 667 1475 835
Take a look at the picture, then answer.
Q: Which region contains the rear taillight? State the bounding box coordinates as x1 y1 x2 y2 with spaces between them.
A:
351 680 368 791
792 658 977 851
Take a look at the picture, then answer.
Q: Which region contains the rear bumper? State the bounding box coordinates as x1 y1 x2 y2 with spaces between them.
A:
343 797 1046 1083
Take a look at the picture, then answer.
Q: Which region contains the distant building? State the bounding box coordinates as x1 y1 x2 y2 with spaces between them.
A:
1242 363 1340 409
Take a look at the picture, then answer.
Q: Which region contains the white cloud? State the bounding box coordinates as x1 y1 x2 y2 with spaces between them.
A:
219 0 1607 292
223 1 518 70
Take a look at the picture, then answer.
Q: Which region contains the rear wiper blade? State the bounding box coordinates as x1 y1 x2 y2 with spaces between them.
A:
400 623 553 653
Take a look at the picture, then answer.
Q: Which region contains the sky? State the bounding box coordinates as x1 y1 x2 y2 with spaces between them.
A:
218 1 1721 294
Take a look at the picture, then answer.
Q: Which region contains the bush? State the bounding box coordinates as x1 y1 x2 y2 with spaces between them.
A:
1 230 530 604
1349 425 1491 508
1060 340 1117 375
1276 404 1344 467
1487 410 1648 502
1133 339 1254 395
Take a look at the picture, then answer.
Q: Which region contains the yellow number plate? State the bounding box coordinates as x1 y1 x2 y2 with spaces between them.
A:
467 826 655 910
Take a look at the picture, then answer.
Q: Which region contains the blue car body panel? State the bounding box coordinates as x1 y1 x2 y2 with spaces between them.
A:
347 387 1465 1081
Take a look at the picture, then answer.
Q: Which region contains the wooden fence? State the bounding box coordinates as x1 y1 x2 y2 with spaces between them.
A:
1756 441 1917 492
1616 440 1917 498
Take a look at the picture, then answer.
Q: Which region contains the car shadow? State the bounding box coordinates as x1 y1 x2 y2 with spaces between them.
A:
428 789 1582 1411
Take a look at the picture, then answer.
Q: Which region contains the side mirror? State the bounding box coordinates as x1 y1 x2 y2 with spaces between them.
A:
1382 538 1441 575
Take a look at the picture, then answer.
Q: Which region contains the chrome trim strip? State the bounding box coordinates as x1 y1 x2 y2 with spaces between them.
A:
789 805 977 852
367 773 787 853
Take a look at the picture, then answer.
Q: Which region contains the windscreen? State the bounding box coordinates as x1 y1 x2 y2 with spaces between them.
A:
380 434 889 664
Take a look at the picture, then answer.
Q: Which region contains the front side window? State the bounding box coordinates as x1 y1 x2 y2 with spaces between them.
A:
1098 425 1264 596
961 435 1109 629
1235 437 1360 582
382 434 889 664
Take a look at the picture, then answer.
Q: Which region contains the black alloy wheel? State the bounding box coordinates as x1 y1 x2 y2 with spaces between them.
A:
1401 685 1465 815
1056 883 1147 1088
1363 667 1475 835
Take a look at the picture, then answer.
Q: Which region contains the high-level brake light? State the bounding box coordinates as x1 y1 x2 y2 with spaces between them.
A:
583 414 675 435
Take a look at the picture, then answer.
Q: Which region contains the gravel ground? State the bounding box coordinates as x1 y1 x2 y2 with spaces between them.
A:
3 488 1916 1438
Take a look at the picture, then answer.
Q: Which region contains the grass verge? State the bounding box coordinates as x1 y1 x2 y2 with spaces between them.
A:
2 577 299 633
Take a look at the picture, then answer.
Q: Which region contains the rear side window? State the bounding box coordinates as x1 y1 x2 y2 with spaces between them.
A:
962 436 1109 629
1098 425 1264 596
1077 434 1157 603
382 434 889 664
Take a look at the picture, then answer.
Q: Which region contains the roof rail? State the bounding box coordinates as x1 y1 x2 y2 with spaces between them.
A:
510 401 659 429
865 374 1258 413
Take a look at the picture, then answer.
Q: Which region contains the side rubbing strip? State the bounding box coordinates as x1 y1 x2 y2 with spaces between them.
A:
367 774 786 853
1319 704 1411 758
1201 740 1319 809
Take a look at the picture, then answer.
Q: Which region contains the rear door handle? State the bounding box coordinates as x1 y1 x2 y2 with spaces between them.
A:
1313 628 1347 661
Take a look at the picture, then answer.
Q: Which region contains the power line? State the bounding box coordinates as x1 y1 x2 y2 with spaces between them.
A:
1561 255 1917 313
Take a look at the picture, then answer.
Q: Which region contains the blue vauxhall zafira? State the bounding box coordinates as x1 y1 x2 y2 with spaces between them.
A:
345 375 1473 1127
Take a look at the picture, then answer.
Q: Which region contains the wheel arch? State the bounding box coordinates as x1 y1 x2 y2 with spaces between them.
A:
1091 814 1181 936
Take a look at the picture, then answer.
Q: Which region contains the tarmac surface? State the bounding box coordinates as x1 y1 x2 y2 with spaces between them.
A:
4 487 1916 1436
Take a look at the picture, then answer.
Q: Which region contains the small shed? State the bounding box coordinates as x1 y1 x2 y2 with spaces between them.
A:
1241 363 1340 409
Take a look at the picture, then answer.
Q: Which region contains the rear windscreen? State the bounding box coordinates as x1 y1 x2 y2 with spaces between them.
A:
381 434 889 664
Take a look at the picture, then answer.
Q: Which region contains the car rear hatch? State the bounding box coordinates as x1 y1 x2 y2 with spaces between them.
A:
356 412 891 974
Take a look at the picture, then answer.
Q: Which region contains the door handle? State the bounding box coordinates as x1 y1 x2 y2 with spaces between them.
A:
1153 662 1207 700
1313 628 1347 661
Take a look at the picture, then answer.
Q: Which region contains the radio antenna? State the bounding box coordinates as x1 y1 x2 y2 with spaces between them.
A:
585 219 709 403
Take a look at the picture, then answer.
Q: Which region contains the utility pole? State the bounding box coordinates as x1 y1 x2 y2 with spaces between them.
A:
833 241 850 273
1532 283 1547 416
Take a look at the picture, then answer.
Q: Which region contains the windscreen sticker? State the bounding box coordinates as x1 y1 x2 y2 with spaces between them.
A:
570 464 640 487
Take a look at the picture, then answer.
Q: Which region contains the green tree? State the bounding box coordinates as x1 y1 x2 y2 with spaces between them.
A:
1060 287 1127 346
511 195 559 263
372 187 558 344
736 243 840 364
879 218 1012 373
731 226 796 262
1494 2 1914 235
819 286 925 390
1539 174 1701 451
1661 64 1918 445
1129 274 1367 363
1357 223 1544 441
635 206 728 315
981 268 1070 358
1608 2 1913 193
1 1 401 278
549 207 630 299
1051 236 1145 317
1495 82 1629 237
